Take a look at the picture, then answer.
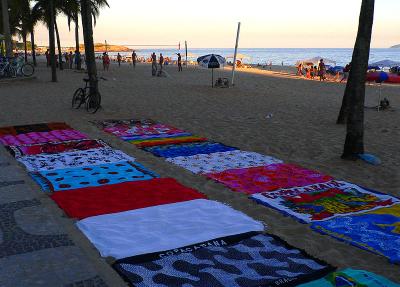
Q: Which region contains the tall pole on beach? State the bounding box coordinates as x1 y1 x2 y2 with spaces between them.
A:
185 41 188 67
1 0 13 58
231 22 241 86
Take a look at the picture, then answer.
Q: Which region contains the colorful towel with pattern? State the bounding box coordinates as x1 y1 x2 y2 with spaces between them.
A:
6 139 110 157
76 199 264 259
51 178 207 219
297 268 400 287
93 119 156 129
206 163 333 194
311 204 400 264
114 233 334 287
0 122 71 136
166 150 283 174
121 132 192 142
143 141 238 158
103 123 187 138
17 148 135 172
132 136 208 148
251 180 399 223
0 130 88 146
30 161 158 192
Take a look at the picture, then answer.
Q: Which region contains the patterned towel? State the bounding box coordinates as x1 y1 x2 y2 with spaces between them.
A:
93 119 157 130
0 122 71 136
76 199 264 259
166 150 283 174
17 148 135 172
6 139 110 157
133 136 208 148
51 178 207 219
30 161 158 192
143 141 238 158
298 268 400 287
251 180 399 223
206 163 333 194
104 123 188 138
121 132 192 142
114 233 334 287
311 204 400 264
0 130 88 146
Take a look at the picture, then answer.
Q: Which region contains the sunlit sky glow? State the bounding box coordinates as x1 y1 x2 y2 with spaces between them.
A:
31 0 400 48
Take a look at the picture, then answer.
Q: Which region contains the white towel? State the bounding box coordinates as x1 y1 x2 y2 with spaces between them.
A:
76 199 264 259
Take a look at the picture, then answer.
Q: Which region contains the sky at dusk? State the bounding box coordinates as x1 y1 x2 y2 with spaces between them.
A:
31 0 400 48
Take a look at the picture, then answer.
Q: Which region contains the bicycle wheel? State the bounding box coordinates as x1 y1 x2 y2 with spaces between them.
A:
86 91 101 114
21 63 34 77
72 88 85 109
6 66 16 78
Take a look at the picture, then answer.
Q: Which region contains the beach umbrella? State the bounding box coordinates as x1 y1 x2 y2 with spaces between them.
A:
197 54 226 87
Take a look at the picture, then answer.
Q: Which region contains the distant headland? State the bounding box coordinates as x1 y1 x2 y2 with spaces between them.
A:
65 43 132 52
390 44 400 48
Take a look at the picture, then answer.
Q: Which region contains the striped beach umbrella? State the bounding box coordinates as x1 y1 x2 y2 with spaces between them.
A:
197 54 226 87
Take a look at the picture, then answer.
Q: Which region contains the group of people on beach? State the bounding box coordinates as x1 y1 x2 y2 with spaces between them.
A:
150 52 182 76
44 49 82 69
297 59 351 82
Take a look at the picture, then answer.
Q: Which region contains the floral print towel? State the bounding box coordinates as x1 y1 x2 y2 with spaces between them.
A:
0 130 88 146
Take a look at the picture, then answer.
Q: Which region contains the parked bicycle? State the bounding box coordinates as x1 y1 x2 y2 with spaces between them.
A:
0 56 34 79
72 78 102 114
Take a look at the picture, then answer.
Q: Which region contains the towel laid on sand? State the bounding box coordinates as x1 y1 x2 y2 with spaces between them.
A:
0 122 71 136
93 119 157 129
121 132 192 142
166 150 283 174
76 199 264 259
311 204 400 264
104 123 188 138
298 268 400 287
17 148 135 171
51 178 207 219
251 180 399 223
131 136 207 148
143 141 238 158
114 233 334 287
7 139 110 157
0 130 88 146
206 163 333 194
31 161 158 192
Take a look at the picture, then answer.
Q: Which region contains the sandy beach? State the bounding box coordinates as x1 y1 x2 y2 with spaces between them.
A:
1 59 399 283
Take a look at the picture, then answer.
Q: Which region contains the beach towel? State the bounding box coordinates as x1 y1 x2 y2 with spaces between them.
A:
206 163 333 194
6 139 110 157
111 124 187 138
92 119 157 130
251 180 399 223
0 130 88 146
0 122 71 136
133 136 208 148
311 204 400 264
120 132 192 142
51 178 207 219
76 199 264 259
166 150 283 174
297 268 400 287
114 233 334 287
143 141 238 158
30 161 158 192
17 148 135 172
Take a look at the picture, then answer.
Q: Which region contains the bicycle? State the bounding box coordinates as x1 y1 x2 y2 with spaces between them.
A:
0 56 34 78
14 56 35 77
72 78 102 114
0 57 17 78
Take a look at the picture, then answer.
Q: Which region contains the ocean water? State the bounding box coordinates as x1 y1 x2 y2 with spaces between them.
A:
105 48 400 67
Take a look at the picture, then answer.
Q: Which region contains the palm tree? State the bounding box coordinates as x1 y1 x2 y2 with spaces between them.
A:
80 0 98 94
63 0 109 70
1 0 13 57
341 0 375 159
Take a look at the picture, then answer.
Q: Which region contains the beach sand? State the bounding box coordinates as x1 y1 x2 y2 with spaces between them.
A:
1 59 399 284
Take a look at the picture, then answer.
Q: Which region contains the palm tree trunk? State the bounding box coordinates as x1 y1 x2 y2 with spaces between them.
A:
342 0 375 159
54 19 63 70
74 13 81 70
23 33 28 63
49 0 57 82
31 29 37 66
336 89 350 124
81 0 98 94
1 0 13 57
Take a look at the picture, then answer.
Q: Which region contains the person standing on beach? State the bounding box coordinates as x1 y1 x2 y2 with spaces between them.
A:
102 52 110 71
74 50 81 70
132 50 137 69
176 53 182 71
45 49 50 67
117 53 122 67
341 62 351 82
159 53 164 70
151 52 157 76
69 51 73 69
318 59 326 81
